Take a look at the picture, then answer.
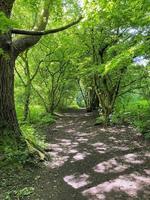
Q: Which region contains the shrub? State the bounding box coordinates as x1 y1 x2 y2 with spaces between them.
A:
112 99 150 139
21 124 46 150
95 116 106 125
21 124 47 160
4 187 34 200
28 105 45 124
0 129 29 165
40 113 56 125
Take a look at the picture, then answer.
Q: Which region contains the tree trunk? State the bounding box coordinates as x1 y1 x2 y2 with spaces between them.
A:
103 106 112 126
49 106 54 115
23 82 31 121
0 33 22 141
48 95 55 114
87 88 99 112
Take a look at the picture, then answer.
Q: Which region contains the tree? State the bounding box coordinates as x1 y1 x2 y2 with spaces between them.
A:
15 49 45 121
36 51 69 114
73 0 150 124
0 0 81 148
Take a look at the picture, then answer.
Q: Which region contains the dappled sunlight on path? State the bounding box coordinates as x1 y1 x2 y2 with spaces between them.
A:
34 109 150 200
82 172 150 200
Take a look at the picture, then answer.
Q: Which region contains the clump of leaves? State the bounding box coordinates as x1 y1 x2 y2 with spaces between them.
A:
25 105 55 125
112 99 150 139
4 187 34 200
111 112 131 125
0 129 29 165
40 113 56 125
134 119 150 139
21 124 47 161
0 12 13 33
0 124 47 165
95 116 106 125
21 124 46 149
0 48 4 56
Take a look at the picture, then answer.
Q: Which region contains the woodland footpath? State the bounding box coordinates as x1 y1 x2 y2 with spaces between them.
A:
0 0 150 199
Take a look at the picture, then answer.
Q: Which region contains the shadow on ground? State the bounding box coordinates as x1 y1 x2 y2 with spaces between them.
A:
31 109 150 200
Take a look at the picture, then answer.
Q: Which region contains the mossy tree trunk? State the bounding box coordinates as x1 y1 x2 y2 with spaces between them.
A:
0 33 21 139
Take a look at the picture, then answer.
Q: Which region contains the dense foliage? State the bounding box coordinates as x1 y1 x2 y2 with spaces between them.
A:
0 1 150 199
0 0 149 161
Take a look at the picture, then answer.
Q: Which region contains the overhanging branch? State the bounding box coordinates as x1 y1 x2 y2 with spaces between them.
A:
11 16 82 36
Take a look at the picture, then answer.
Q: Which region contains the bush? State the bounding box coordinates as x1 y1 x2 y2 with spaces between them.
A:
112 99 150 139
16 103 56 126
0 129 29 165
28 105 45 124
40 113 56 125
95 116 106 125
21 125 46 150
21 124 48 161
68 101 80 109
0 125 47 164
133 119 150 139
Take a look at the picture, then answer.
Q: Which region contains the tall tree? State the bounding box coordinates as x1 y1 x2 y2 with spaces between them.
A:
0 0 81 147
74 0 150 123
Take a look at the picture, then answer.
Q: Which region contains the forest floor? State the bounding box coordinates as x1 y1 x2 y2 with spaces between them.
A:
0 109 150 200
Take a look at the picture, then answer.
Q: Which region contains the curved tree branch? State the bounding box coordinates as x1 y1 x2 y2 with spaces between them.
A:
13 0 51 57
12 16 82 36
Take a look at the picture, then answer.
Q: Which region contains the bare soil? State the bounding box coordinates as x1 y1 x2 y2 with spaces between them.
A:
1 109 150 200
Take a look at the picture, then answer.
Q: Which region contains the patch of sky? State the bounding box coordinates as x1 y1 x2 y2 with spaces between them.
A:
134 56 149 67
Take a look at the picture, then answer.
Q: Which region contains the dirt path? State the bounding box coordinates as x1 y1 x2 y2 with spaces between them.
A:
30 109 150 200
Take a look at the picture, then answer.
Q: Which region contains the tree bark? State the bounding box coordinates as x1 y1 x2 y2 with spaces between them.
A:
0 0 15 17
23 82 31 121
0 33 21 139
